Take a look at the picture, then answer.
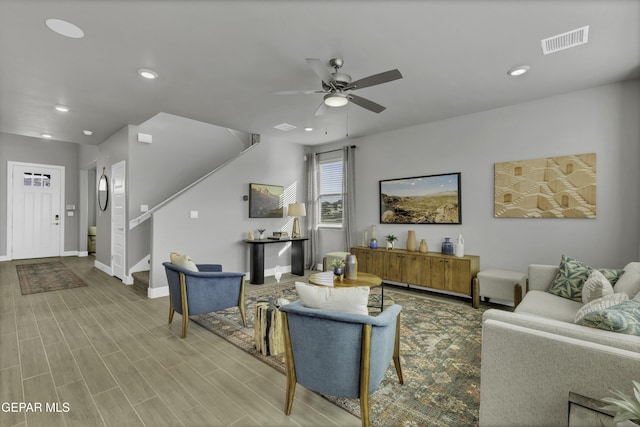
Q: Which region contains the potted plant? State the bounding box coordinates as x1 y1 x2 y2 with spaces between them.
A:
331 258 345 278
601 380 640 426
257 228 266 239
385 234 397 250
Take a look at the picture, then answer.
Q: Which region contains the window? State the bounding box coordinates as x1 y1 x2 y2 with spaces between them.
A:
318 159 343 225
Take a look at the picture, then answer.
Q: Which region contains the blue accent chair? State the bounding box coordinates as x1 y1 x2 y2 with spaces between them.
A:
279 300 403 427
163 262 246 338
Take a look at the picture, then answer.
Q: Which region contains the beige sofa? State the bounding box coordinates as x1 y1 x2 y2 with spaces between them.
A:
479 264 640 427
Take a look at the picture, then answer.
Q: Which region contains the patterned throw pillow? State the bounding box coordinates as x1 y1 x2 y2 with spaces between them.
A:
547 255 592 302
575 293 628 323
581 270 614 304
576 299 640 336
597 268 626 286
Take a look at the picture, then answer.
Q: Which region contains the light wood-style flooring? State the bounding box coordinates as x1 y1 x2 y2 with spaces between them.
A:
0 256 361 427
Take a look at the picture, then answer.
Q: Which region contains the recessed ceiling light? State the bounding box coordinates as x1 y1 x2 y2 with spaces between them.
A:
45 18 84 39
138 69 158 80
41 133 52 139
83 130 93 136
304 127 313 132
507 65 530 77
55 105 70 112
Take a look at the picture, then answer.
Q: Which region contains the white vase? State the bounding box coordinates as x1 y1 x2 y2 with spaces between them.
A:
455 234 465 257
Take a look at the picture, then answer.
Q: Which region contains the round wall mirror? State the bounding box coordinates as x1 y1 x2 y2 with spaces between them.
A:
98 167 109 211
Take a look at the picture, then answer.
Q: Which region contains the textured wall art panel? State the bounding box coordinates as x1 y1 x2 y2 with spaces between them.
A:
494 153 596 218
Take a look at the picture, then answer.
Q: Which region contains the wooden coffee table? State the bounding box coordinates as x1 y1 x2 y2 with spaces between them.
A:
308 271 384 310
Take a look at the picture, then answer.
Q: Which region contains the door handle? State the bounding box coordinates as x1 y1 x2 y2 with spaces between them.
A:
52 214 60 225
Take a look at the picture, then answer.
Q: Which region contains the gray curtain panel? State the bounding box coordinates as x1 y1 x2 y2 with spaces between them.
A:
305 154 319 270
342 146 356 251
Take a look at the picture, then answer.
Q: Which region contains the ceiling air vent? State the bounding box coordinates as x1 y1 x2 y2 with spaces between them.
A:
541 25 589 55
273 123 296 131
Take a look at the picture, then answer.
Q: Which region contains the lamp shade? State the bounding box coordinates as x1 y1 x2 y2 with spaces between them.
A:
288 203 306 217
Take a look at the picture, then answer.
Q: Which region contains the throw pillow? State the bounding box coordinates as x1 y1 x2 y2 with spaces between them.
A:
170 251 198 272
547 255 592 302
581 270 614 304
576 299 640 336
295 281 370 316
574 293 628 323
597 268 625 286
613 262 640 299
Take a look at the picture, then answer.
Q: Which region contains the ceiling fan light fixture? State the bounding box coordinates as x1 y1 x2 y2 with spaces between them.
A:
55 105 70 112
324 93 348 107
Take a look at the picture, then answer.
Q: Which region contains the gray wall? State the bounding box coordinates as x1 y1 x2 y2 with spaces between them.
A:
151 138 306 290
0 132 80 256
95 126 130 267
318 80 639 274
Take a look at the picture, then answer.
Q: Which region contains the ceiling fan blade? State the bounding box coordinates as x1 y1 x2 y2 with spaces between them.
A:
306 58 335 87
344 69 403 91
273 89 325 95
349 94 386 113
314 101 329 116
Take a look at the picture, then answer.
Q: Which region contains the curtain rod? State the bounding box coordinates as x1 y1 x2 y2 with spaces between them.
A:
314 145 356 156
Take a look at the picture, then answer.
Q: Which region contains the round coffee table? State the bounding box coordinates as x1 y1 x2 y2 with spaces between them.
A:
308 271 384 310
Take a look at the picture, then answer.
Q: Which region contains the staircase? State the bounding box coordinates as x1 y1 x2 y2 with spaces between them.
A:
132 271 150 295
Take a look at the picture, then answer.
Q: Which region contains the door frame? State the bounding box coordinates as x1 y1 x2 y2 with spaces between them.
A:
6 161 66 260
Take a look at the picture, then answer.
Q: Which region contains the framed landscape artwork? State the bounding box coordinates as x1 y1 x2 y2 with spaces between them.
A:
494 152 596 218
249 183 284 218
380 173 461 224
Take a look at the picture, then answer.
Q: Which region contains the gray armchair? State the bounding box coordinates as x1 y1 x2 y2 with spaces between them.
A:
163 262 246 338
279 300 403 427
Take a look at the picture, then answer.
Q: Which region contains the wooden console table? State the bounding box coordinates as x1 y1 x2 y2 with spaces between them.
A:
243 238 308 284
350 246 480 297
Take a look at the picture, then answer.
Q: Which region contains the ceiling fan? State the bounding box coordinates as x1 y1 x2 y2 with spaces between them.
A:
277 58 403 116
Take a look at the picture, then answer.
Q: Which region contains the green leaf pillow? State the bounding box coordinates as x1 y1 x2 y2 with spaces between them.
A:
547 255 592 302
576 299 640 336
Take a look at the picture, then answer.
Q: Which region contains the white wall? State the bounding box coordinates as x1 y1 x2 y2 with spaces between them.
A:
345 80 639 274
151 138 306 291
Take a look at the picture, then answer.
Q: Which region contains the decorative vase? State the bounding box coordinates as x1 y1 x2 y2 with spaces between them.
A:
362 230 369 246
386 241 393 250
333 267 344 282
259 232 265 240
345 254 358 280
419 239 428 253
406 230 417 251
441 237 454 255
455 234 465 257
248 231 254 240
369 238 378 249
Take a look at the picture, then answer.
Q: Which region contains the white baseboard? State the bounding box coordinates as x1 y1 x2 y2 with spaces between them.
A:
122 276 134 285
77 251 89 257
94 260 112 275
0 255 9 262
147 285 169 299
62 250 79 257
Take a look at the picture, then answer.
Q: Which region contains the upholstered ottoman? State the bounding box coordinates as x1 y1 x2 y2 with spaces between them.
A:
472 269 526 309
322 251 350 271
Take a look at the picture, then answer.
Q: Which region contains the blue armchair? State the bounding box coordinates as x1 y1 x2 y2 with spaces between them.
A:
163 262 246 338
279 300 403 427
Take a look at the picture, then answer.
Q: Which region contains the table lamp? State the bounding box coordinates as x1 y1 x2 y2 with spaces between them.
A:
288 203 306 238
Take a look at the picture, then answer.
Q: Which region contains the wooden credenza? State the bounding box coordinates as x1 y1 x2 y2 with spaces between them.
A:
350 246 480 296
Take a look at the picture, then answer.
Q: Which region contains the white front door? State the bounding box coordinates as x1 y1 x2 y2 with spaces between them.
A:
9 162 64 259
111 161 126 280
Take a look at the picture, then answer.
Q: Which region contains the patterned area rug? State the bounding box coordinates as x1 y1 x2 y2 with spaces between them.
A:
16 261 87 295
192 281 484 426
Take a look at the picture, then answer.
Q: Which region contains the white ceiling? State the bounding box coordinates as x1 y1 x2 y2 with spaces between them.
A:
1 1 638 146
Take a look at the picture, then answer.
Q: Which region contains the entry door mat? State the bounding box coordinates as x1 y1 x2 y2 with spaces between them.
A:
192 282 485 427
16 261 87 295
